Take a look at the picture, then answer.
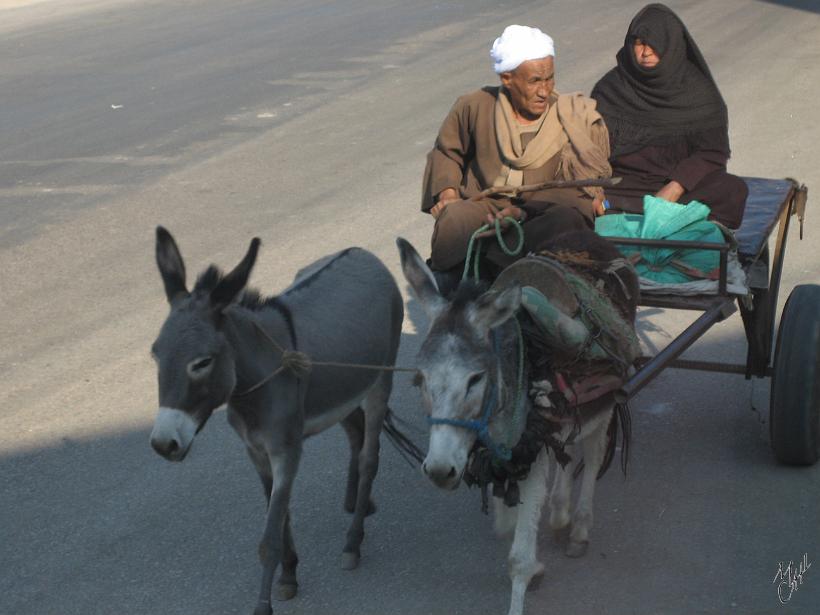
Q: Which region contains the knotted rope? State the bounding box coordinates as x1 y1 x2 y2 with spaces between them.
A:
461 216 525 282
234 321 419 397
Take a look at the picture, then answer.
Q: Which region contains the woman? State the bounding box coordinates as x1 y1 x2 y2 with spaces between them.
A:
591 3 747 228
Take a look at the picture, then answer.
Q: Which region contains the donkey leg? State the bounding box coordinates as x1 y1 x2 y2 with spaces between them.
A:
492 495 518 538
341 375 389 570
275 510 299 601
245 445 273 501
548 443 576 533
507 447 549 615
340 408 376 515
567 412 611 558
245 445 301 600
254 447 301 615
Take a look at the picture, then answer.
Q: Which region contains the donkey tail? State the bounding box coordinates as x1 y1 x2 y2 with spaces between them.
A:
383 409 426 467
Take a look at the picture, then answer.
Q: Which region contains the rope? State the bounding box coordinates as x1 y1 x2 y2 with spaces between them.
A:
428 320 527 465
461 217 525 282
428 380 512 461
234 321 419 397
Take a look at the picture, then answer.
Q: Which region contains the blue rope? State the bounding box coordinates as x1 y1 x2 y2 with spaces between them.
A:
426 327 526 463
428 380 512 461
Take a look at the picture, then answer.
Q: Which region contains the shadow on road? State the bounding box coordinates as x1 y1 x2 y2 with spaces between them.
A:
2 323 819 615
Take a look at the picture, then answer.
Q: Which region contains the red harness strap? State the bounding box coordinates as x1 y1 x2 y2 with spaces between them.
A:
554 372 623 406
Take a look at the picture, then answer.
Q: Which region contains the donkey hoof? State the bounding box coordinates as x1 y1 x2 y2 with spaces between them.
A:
344 499 377 516
551 525 570 546
276 582 298 601
565 540 589 558
340 550 361 570
252 601 272 615
527 563 546 592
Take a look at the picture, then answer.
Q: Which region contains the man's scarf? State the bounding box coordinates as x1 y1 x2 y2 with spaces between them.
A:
494 89 612 197
591 3 727 158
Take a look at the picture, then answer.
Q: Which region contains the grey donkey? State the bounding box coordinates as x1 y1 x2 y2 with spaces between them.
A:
397 235 633 615
149 227 418 615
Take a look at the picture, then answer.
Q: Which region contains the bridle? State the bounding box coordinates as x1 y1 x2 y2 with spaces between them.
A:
425 324 526 462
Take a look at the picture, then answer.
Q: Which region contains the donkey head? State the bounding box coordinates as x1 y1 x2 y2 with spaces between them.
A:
397 238 521 490
149 226 260 461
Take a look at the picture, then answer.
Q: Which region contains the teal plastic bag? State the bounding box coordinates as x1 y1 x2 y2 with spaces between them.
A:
595 196 726 284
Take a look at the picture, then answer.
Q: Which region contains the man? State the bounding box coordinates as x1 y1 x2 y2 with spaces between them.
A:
422 25 612 283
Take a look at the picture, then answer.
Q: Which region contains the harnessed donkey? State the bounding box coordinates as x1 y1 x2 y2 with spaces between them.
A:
397 230 638 615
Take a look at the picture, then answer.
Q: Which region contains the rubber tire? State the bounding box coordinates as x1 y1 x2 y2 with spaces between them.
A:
770 284 820 465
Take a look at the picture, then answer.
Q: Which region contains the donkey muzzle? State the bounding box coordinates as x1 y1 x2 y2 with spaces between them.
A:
423 425 470 489
150 407 197 461
422 458 463 490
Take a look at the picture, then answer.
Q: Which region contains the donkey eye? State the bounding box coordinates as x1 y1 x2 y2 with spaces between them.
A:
466 372 486 391
412 372 424 388
187 356 215 378
192 357 213 371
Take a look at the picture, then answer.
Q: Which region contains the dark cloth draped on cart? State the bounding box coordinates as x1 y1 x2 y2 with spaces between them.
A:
735 177 802 261
590 3 747 228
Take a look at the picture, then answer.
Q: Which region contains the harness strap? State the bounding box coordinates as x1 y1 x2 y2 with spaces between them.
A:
426 324 526 463
428 380 512 461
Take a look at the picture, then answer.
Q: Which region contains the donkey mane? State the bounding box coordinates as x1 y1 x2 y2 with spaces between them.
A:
192 249 364 346
191 265 271 312
431 280 489 334
192 265 296 347
193 265 223 295
450 279 489 307
194 247 360 313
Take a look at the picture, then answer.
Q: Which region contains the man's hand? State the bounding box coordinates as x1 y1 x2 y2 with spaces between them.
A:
655 180 685 203
477 205 525 237
430 187 460 219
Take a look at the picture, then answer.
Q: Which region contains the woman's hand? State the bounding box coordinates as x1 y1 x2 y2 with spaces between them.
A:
655 180 685 203
593 195 607 216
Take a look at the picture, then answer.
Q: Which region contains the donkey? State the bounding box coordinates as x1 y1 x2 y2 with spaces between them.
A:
397 234 635 615
149 227 410 615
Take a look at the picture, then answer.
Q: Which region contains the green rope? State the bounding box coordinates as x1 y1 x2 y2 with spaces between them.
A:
507 317 527 447
461 217 525 281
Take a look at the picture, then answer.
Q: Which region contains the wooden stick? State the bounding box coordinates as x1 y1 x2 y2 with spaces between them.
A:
473 177 622 201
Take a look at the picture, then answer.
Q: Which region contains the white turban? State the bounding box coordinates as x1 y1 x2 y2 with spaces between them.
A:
490 25 555 74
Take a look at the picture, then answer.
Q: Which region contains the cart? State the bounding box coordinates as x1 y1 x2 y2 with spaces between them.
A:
606 177 816 465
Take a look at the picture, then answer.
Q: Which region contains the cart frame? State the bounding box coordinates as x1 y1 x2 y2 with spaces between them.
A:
606 178 809 404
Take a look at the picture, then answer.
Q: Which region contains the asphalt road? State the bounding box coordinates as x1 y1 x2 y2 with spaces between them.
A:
1 1 819 614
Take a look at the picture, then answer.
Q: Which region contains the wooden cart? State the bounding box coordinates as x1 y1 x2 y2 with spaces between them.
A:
608 177 816 465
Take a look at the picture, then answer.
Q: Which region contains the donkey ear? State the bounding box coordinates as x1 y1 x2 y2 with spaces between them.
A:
210 237 261 313
469 285 522 332
156 226 189 303
396 237 446 319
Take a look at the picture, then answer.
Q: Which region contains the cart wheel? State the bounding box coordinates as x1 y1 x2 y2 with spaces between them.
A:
770 284 820 465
